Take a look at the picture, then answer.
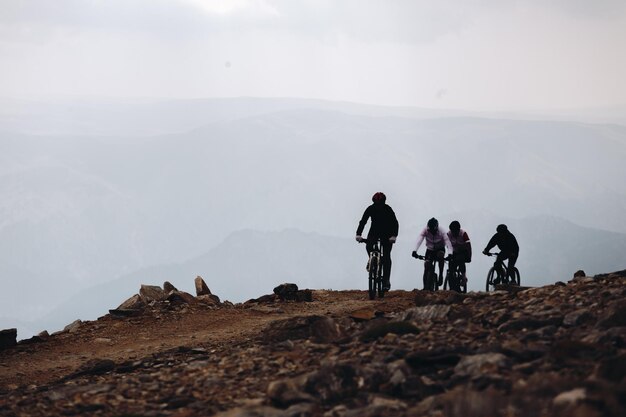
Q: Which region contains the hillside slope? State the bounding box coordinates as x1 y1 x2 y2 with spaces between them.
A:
1 272 625 417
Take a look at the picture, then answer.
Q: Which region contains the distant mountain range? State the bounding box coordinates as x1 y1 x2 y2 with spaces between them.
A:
33 215 626 338
1 97 625 336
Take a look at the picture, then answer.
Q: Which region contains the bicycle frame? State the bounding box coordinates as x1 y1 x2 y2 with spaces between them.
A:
485 252 520 291
361 238 385 299
444 256 467 293
415 253 440 291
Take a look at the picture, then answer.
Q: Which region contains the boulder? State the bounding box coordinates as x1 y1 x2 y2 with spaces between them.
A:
117 294 145 310
167 290 197 305
195 276 211 296
163 281 178 293
262 315 344 344
563 309 594 327
573 270 586 278
597 301 626 328
197 294 221 305
295 289 313 302
0 328 17 350
273 283 299 300
139 285 167 302
63 320 83 333
360 321 419 342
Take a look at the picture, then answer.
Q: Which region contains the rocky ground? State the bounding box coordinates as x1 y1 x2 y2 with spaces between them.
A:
0 272 625 417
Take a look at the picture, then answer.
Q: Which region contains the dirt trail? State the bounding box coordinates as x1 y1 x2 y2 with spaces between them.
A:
0 290 416 389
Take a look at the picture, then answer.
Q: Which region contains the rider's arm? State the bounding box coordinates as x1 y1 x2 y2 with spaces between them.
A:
356 206 372 237
483 234 497 253
510 233 520 254
464 231 472 258
390 206 399 238
414 228 426 251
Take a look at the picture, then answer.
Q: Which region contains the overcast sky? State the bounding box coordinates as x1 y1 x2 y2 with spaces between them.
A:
1 0 625 110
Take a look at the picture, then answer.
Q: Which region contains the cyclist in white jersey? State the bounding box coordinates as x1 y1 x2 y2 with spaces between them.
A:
412 218 452 286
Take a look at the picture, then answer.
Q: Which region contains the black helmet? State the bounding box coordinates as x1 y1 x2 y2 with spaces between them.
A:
449 220 461 233
372 192 386 204
496 224 508 233
427 217 439 232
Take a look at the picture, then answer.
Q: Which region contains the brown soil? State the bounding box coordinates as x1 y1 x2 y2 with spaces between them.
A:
0 290 416 389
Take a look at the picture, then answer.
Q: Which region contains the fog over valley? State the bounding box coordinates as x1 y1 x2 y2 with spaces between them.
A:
1 98 625 338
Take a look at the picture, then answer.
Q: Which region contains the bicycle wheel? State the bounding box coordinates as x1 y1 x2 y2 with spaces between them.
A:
512 268 521 286
368 258 378 300
458 272 467 293
486 267 498 292
443 271 449 291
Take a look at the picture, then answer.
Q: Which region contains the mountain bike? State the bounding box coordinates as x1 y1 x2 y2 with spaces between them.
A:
361 238 385 300
443 255 467 293
414 253 440 291
485 252 520 292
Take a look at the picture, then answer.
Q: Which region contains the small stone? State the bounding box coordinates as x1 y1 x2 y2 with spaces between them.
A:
267 377 316 406
94 338 112 344
454 353 510 378
553 388 586 407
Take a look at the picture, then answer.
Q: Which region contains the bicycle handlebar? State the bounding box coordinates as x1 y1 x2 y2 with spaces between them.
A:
484 252 499 257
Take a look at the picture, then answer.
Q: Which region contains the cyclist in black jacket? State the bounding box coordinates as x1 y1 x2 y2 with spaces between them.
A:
356 192 399 291
483 224 519 283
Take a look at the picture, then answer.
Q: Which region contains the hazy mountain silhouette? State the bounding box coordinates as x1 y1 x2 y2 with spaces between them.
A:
35 216 626 337
1 99 625 332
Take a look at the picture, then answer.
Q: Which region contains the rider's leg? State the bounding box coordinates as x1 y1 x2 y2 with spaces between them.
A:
365 239 374 271
381 239 393 290
495 252 508 284
437 252 445 286
507 252 519 283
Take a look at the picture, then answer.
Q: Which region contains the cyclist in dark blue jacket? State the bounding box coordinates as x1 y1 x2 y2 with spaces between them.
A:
356 192 399 291
483 224 519 283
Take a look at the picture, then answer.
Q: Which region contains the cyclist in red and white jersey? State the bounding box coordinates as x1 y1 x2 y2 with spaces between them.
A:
412 218 452 285
447 220 472 284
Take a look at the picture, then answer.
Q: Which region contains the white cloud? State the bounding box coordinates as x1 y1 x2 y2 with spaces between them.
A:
181 0 279 16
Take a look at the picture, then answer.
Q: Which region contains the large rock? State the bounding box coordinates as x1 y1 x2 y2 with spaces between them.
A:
0 328 17 350
197 294 221 305
273 283 299 300
401 305 451 321
63 320 83 334
262 315 344 344
163 281 178 293
273 284 313 302
116 294 145 310
195 276 212 296
167 290 197 305
360 321 420 342
453 353 510 378
139 285 167 302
